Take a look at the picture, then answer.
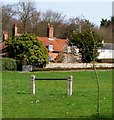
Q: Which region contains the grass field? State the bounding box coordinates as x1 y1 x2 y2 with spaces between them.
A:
2 70 112 119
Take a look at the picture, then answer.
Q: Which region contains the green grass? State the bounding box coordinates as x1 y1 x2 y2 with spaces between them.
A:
2 70 112 119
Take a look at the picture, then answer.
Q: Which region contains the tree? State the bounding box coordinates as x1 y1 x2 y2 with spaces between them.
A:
6 33 48 69
100 18 111 27
111 16 114 23
41 9 66 23
65 17 95 40
56 52 65 63
37 10 67 38
99 26 112 43
16 2 39 33
112 16 114 43
99 17 113 43
71 24 103 63
2 4 16 36
71 21 103 115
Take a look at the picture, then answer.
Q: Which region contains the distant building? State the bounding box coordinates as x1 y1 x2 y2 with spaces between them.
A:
98 43 114 63
37 24 69 62
0 31 8 57
0 24 83 63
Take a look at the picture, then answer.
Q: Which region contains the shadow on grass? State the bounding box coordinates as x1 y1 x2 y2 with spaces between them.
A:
88 114 112 120
17 91 30 95
68 114 112 120
2 114 113 120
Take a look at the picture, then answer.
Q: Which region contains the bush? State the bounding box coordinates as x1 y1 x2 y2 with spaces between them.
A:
56 53 65 63
0 57 17 71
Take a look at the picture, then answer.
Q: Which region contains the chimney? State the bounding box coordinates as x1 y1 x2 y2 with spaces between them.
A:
12 24 18 37
47 23 54 38
3 31 8 42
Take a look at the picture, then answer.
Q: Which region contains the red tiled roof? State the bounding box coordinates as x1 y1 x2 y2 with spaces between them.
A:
0 53 7 57
0 42 7 57
49 52 58 60
37 37 68 52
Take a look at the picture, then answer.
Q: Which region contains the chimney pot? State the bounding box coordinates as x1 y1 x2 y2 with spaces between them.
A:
12 23 18 37
3 31 8 42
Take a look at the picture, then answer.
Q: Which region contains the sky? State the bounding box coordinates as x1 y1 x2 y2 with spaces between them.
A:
1 0 113 27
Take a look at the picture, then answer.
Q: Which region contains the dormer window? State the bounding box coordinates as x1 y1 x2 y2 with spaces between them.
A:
48 45 54 51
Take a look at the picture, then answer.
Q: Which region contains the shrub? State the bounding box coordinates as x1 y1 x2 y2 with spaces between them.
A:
0 57 17 71
56 53 65 63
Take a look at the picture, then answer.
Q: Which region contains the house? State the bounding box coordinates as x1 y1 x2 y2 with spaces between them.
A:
0 42 7 57
0 31 8 57
0 24 23 57
0 24 70 62
0 23 82 63
97 43 114 63
2 24 113 64
37 24 69 62
37 24 82 63
12 24 70 62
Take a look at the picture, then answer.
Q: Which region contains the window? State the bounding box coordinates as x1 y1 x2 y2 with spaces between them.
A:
101 49 105 52
48 45 54 51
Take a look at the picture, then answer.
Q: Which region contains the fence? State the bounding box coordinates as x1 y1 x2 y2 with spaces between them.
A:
45 63 114 69
30 75 73 96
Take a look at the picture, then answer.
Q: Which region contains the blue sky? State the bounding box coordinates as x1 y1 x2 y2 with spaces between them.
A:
1 0 113 26
36 2 112 26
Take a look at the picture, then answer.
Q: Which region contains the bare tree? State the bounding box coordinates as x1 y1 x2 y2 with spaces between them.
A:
16 2 39 33
99 26 112 43
41 9 66 23
36 10 67 38
2 4 16 35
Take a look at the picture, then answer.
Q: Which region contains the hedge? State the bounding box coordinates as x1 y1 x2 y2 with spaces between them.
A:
0 57 17 71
